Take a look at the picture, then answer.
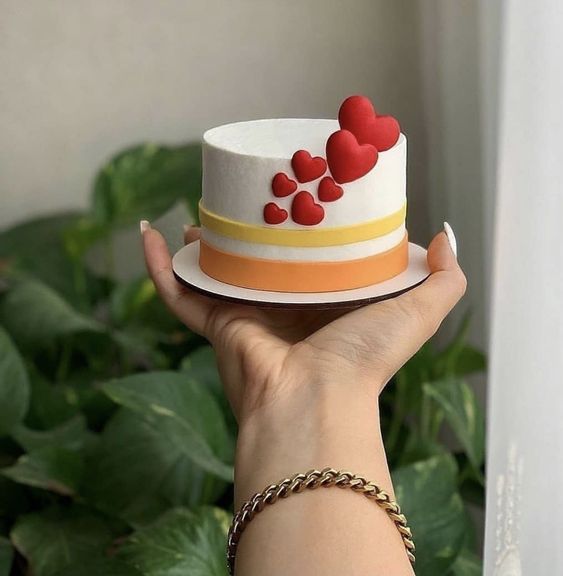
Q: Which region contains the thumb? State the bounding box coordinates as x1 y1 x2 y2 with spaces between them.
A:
399 226 467 341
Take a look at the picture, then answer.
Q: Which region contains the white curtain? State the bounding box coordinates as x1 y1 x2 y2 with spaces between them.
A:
484 0 563 574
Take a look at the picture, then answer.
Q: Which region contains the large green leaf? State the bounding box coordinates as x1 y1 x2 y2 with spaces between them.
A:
102 372 234 481
180 347 223 400
92 143 202 227
0 327 30 436
85 409 228 526
180 347 237 434
424 379 485 468
393 454 466 576
0 537 13 576
54 558 143 576
118 507 230 576
448 548 483 575
0 213 87 303
12 415 92 452
0 280 103 347
1 447 84 496
10 507 114 576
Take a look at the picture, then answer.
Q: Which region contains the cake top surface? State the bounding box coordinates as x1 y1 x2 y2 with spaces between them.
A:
204 118 338 159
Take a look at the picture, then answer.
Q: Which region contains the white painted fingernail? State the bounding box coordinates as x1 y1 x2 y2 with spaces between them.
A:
443 221 457 258
140 220 151 234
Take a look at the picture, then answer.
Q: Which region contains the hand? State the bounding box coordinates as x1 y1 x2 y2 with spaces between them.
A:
142 222 465 575
142 223 466 428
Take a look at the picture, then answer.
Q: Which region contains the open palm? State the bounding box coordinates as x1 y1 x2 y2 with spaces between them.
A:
142 224 466 423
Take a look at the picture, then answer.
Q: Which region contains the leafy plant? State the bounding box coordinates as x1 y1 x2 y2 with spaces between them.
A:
0 142 486 575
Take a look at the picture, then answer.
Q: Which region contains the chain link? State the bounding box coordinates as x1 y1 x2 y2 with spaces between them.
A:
227 467 415 574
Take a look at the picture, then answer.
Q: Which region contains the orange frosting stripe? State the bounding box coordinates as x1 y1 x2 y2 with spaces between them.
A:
199 234 409 293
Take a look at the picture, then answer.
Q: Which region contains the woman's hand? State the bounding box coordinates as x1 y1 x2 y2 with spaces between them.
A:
142 222 465 428
141 221 465 575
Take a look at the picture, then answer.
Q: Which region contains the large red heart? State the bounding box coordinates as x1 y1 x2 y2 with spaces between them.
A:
291 191 325 226
263 202 288 225
326 130 378 184
338 95 400 152
291 150 327 183
317 176 343 202
271 172 297 197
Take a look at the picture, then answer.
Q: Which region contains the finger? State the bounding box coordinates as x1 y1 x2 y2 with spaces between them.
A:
141 221 213 337
183 225 201 246
395 229 467 339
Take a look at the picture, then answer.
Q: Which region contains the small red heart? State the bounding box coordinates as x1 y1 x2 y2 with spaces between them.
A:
291 191 325 226
291 150 327 183
263 202 288 225
326 130 378 184
338 95 400 152
271 173 297 197
317 176 343 202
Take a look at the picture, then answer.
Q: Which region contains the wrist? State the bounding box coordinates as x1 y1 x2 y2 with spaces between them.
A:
234 381 392 507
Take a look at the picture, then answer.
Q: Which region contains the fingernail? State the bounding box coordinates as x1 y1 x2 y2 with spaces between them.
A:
140 220 151 235
183 224 192 233
443 221 457 258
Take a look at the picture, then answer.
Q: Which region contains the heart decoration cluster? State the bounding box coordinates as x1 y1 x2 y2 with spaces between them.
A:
263 95 400 226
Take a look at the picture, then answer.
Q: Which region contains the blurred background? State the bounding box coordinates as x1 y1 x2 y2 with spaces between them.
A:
3 2 561 576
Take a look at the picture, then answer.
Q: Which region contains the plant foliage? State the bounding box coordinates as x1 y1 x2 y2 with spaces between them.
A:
0 142 486 575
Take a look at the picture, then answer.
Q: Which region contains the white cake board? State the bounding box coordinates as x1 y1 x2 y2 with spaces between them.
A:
172 241 430 309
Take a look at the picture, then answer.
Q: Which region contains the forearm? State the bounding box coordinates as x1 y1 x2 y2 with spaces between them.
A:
233 382 414 576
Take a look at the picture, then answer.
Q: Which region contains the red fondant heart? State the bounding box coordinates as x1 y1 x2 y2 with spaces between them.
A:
291 150 327 183
263 202 288 225
271 172 297 197
291 191 325 226
318 176 343 202
338 95 400 152
326 130 378 184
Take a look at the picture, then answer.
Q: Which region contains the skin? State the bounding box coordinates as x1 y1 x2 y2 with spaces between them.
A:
142 224 466 576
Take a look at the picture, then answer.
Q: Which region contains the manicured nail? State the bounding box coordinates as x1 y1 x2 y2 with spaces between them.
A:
140 220 151 235
443 221 457 258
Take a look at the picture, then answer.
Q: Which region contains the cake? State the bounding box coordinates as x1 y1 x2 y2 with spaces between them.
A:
198 95 408 293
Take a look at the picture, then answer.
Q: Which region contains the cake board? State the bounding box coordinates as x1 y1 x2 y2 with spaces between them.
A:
172 241 430 310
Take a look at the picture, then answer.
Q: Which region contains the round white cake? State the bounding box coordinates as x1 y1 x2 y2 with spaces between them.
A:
198 96 408 292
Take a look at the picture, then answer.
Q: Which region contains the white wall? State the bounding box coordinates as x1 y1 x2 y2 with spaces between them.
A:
0 0 429 242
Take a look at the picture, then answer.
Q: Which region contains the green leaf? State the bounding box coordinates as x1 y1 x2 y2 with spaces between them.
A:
12 415 92 452
393 454 466 576
10 507 113 576
54 558 143 576
0 327 30 436
0 537 13 576
448 548 483 576
86 408 228 526
92 143 202 227
0 279 103 347
0 213 88 304
180 347 237 434
118 507 230 576
180 347 223 400
451 346 486 377
102 372 234 481
434 312 486 377
424 379 485 468
24 373 81 429
2 447 84 496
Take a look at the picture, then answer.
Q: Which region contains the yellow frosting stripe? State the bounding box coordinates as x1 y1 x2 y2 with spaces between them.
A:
199 201 406 247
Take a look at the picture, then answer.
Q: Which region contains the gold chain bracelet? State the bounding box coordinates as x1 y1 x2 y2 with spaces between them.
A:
227 467 415 574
